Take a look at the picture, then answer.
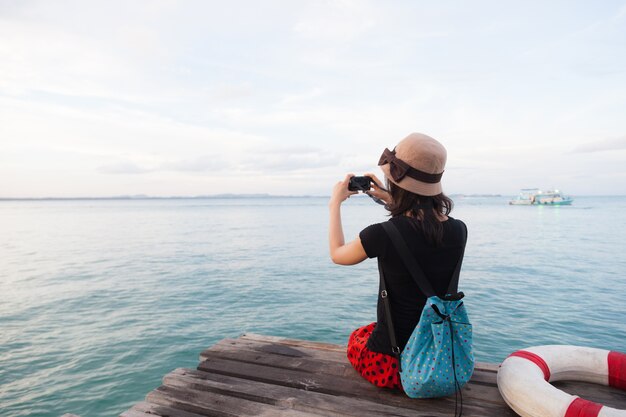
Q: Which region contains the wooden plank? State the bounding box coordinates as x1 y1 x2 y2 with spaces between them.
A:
122 401 219 417
119 412 153 417
164 367 507 417
198 353 352 395
237 333 497 373
553 381 626 410
197 354 516 413
163 368 446 417
164 369 498 417
204 337 498 381
202 338 348 364
240 333 496 369
478 362 500 372
201 344 500 393
147 385 325 417
202 342 352 377
468 369 499 386
240 333 347 352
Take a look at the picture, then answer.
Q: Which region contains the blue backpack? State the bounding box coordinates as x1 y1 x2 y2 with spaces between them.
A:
380 221 474 404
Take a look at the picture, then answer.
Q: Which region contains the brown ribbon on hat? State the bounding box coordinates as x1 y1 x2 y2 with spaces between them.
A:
378 148 443 184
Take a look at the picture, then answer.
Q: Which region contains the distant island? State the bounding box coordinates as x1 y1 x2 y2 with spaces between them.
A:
0 193 507 201
23 194 626 201
0 194 324 201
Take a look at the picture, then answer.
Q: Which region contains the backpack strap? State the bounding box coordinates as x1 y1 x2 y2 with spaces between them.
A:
381 221 436 297
382 220 467 298
446 221 468 296
377 260 402 371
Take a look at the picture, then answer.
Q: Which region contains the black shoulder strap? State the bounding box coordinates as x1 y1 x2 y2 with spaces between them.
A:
382 220 468 297
378 260 402 371
382 221 436 297
446 221 468 295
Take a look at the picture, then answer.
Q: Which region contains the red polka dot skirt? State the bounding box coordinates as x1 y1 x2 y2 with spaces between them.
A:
347 322 402 390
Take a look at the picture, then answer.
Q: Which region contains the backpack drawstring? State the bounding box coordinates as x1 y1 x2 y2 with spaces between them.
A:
433 305 464 417
448 318 463 417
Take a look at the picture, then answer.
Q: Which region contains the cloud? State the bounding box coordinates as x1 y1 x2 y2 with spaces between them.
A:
98 154 232 175
279 88 324 106
292 0 378 42
241 147 343 172
97 160 151 175
161 155 231 173
95 146 345 192
571 136 626 153
0 16 139 102
212 84 254 101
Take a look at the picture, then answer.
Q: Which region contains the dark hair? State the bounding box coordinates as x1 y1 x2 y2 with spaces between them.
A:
385 180 453 246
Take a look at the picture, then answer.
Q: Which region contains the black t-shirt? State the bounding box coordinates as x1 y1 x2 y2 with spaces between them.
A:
359 215 466 355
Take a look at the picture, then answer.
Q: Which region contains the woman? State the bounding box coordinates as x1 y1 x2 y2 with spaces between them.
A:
328 132 467 390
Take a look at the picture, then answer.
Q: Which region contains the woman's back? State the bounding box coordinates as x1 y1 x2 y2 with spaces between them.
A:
359 215 467 354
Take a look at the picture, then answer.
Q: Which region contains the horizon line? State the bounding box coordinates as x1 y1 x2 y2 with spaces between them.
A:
0 193 322 201
1 193 624 201
0 192 503 201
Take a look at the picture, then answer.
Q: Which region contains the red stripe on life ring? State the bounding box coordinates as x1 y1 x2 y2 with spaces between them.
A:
508 350 551 381
564 397 603 417
608 350 626 390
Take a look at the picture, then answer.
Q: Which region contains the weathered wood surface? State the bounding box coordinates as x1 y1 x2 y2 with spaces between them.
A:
120 333 626 417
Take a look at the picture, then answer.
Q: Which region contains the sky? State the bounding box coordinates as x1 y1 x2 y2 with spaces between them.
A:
1 0 625 197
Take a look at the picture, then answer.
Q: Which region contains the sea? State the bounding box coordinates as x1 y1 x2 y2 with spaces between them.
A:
1 195 625 417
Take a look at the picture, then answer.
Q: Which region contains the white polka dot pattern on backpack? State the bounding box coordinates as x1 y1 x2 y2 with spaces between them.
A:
399 295 475 398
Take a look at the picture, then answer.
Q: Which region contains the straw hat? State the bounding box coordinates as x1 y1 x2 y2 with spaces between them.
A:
378 133 447 196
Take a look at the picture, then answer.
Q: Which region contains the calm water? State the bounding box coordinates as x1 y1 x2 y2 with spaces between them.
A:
1 196 625 417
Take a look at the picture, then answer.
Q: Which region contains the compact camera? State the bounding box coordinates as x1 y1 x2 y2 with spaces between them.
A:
348 176 372 192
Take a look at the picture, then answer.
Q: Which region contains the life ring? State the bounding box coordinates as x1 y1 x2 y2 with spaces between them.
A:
497 345 626 417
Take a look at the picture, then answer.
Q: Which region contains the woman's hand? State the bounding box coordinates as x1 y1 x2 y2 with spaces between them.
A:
328 173 368 265
329 174 358 206
364 172 391 205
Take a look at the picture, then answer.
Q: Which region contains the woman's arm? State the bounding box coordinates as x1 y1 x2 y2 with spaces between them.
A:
329 174 368 265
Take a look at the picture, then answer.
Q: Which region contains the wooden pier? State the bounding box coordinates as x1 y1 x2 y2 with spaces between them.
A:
119 333 626 417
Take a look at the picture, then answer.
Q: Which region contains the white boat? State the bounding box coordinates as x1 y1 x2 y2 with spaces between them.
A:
509 189 538 205
509 189 573 206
